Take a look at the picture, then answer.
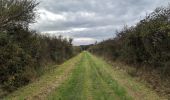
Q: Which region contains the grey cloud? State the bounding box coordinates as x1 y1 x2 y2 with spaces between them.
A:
31 0 169 45
71 26 116 40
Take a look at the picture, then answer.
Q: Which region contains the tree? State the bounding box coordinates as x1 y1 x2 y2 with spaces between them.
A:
0 0 38 30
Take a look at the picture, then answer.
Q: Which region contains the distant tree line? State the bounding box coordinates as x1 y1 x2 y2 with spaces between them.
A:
0 0 75 93
89 5 170 77
80 44 94 51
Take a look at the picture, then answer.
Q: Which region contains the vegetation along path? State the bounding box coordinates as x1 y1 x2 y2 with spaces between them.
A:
4 52 163 100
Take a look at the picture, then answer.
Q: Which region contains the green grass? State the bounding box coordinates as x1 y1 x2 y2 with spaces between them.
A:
89 53 162 100
3 51 162 100
87 52 132 100
48 52 87 100
107 62 162 100
4 53 83 100
48 52 132 100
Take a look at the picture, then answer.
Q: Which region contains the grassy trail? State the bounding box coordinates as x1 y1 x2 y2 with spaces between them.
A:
4 52 162 100
4 53 83 100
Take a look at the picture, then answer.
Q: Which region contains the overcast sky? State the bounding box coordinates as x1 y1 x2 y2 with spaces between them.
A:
30 0 169 45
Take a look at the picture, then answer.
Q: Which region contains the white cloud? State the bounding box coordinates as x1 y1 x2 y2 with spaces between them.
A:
42 27 88 35
38 9 66 21
73 38 96 46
